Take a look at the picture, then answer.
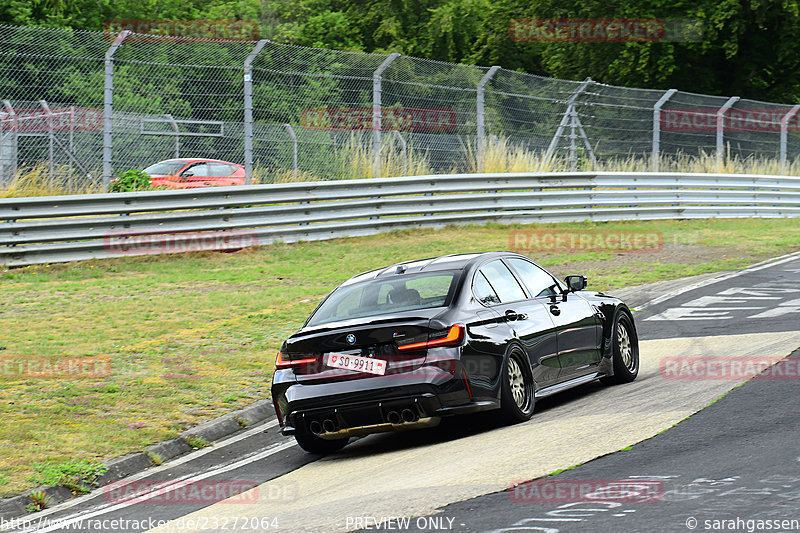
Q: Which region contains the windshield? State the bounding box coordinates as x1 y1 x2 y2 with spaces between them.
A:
307 271 459 327
143 160 186 176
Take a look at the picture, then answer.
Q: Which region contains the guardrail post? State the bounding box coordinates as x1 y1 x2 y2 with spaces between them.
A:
476 66 500 172
372 53 401 179
780 105 800 173
284 123 298 181
716 96 740 168
652 89 677 172
545 78 592 163
103 30 129 191
244 39 269 186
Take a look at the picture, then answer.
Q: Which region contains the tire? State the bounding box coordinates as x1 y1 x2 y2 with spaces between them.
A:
294 432 350 454
499 348 535 423
600 311 639 385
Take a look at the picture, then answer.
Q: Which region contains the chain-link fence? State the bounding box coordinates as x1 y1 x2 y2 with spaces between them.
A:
2 23 800 192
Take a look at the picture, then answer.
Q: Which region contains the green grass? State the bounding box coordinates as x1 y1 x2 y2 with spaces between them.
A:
146 451 163 466
26 490 50 513
27 460 106 494
1 218 799 496
183 436 212 449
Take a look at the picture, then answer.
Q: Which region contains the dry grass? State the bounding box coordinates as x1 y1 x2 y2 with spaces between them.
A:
252 165 322 184
0 163 101 198
5 140 800 199
343 134 432 179
470 137 800 176
465 137 563 173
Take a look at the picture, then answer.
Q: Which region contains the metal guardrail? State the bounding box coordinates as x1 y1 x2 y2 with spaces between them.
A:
2 171 800 267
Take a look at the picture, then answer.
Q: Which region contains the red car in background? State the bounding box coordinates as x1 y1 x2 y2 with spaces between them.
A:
143 158 246 188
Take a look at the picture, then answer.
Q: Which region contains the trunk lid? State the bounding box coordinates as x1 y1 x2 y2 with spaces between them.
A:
284 309 443 382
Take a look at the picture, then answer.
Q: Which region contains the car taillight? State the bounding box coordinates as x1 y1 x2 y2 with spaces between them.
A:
275 351 318 369
397 324 465 351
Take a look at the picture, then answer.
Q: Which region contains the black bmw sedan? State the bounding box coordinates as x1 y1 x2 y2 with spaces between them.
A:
271 251 639 453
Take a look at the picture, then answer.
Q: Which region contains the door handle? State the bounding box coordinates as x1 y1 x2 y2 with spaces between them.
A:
505 309 518 321
549 304 561 316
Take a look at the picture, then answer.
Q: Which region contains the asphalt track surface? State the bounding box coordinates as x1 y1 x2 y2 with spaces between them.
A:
410 346 800 533
4 251 800 533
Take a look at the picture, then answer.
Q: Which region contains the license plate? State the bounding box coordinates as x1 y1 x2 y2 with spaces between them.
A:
326 352 387 376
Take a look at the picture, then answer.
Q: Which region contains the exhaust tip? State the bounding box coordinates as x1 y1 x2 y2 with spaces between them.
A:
386 411 402 424
309 420 323 435
401 408 418 423
322 418 338 433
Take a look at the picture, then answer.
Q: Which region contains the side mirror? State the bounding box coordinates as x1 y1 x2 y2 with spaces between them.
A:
564 275 587 292
181 171 194 177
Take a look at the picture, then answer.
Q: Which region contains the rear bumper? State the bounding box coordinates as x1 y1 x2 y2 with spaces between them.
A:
282 393 441 437
272 353 500 438
280 392 499 438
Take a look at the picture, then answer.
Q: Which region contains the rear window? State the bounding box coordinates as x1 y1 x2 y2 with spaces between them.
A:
307 271 458 327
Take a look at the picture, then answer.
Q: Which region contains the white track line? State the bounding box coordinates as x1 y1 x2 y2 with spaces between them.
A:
638 249 800 310
13 439 296 533
8 419 281 530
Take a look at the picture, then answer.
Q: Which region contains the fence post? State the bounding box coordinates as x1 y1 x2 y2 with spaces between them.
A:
39 100 54 180
0 100 16 185
244 39 269 186
652 89 677 172
372 53 401 178
716 96 740 168
392 130 408 176
69 106 74 177
780 105 800 173
545 78 592 162
164 113 180 158
569 108 579 170
103 30 129 191
284 123 298 181
476 66 501 172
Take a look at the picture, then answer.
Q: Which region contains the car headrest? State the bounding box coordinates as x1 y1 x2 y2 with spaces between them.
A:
388 288 421 306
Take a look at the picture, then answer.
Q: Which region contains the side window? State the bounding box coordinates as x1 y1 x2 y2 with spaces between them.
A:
209 163 234 176
186 163 211 176
506 258 558 298
473 271 500 306
479 260 527 303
